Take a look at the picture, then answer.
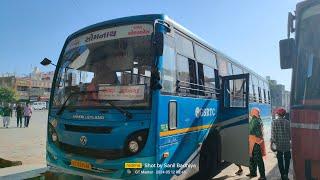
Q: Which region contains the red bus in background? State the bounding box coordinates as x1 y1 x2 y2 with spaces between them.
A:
279 0 320 179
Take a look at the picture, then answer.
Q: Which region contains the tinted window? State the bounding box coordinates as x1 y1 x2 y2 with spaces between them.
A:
194 44 217 68
175 33 194 58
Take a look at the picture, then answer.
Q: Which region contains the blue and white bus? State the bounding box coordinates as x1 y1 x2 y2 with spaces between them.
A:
44 14 271 179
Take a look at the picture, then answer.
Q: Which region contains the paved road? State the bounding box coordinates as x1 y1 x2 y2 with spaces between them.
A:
0 110 47 166
0 111 293 179
213 142 294 180
213 123 294 180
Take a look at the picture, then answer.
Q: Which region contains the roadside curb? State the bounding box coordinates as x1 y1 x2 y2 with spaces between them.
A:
0 164 47 180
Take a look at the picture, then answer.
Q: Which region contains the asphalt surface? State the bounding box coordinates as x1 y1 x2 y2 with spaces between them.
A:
0 110 293 179
0 110 47 166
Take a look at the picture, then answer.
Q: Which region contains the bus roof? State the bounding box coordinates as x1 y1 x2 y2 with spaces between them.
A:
66 14 268 83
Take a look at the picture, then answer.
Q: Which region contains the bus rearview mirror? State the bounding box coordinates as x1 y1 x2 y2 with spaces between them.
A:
40 58 56 67
151 70 162 90
279 38 295 69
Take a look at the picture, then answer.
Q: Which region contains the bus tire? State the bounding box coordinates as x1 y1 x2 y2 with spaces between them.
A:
199 131 220 179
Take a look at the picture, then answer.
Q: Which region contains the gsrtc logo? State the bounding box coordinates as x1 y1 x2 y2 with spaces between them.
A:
195 107 216 117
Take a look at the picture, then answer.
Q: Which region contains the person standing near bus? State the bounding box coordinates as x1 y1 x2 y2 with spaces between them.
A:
247 108 266 180
23 103 32 128
16 104 23 128
271 108 291 180
2 103 12 128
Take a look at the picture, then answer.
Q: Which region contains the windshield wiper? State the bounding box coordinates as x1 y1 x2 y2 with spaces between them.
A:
103 100 133 119
56 92 78 115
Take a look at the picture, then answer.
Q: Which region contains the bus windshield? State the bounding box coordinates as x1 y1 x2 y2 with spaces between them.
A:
294 4 320 105
52 24 154 109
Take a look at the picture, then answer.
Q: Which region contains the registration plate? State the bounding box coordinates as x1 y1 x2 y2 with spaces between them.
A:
71 160 92 170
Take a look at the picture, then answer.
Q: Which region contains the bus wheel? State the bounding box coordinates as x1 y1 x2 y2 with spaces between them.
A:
199 134 219 179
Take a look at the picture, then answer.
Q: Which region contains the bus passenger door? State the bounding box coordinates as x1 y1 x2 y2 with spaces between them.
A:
218 73 249 166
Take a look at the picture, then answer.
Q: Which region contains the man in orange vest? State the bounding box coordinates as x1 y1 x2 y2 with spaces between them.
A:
247 108 266 180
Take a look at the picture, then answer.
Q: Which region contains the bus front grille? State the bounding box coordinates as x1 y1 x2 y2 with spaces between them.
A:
64 124 112 134
59 142 124 159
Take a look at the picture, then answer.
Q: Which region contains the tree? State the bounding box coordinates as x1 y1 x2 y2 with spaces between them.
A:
0 87 18 103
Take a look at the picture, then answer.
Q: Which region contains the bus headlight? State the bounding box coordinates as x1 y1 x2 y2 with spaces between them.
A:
128 140 139 153
48 124 59 146
125 129 148 155
52 132 58 142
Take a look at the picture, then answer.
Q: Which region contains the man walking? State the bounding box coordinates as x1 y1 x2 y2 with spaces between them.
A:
271 108 291 180
23 103 32 128
16 104 23 128
2 103 12 128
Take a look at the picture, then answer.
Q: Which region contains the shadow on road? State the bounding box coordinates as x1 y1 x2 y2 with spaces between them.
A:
0 127 25 129
0 158 22 168
213 175 243 180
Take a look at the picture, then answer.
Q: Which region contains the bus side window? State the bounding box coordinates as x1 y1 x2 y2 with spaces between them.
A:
217 55 229 76
161 37 176 94
197 63 205 96
176 55 197 96
175 33 194 59
249 82 254 102
188 59 197 95
268 90 271 104
226 62 234 98
197 63 216 98
227 62 233 75
263 89 267 103
258 86 262 103
252 75 259 102
250 75 256 102
232 65 244 75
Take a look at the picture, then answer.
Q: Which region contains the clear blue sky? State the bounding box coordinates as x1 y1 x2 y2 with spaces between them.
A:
0 0 299 90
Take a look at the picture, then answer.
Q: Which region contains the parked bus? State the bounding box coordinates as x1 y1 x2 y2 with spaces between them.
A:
43 14 271 179
279 0 320 179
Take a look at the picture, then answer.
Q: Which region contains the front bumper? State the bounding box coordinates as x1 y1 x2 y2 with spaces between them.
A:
47 143 156 180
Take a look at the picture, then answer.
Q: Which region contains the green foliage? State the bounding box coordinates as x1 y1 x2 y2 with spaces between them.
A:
0 87 18 103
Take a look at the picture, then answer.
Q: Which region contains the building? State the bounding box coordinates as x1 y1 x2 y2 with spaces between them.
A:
266 76 290 112
0 67 54 102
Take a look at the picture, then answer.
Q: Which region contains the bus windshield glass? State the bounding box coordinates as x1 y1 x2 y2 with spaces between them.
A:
52 24 154 109
294 4 320 105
